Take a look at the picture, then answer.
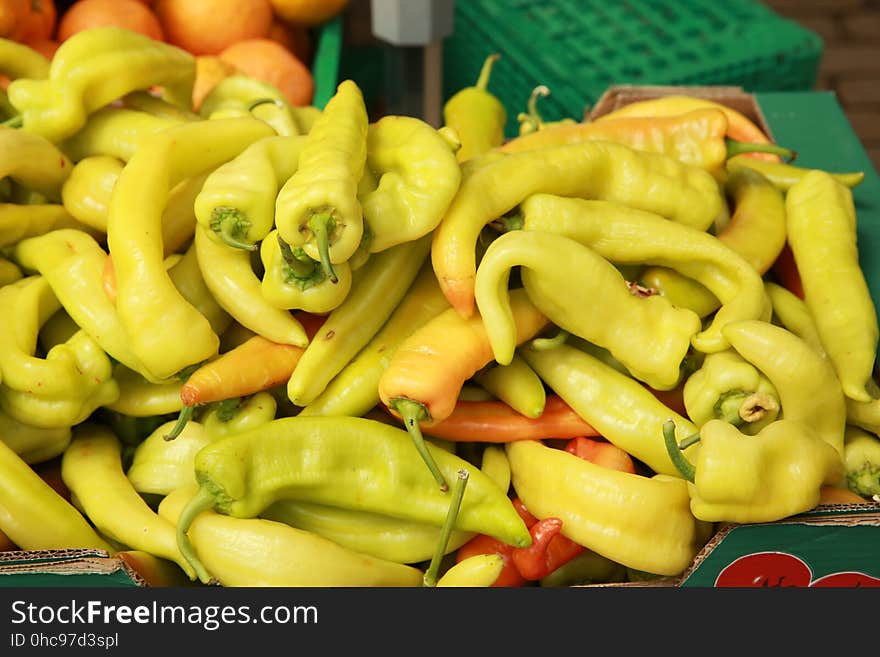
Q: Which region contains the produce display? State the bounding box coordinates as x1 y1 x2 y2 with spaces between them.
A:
0 21 879 589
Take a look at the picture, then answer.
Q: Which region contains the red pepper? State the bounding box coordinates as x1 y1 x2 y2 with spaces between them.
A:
771 242 805 300
564 436 637 474
455 437 638 585
454 533 527 587
417 394 601 442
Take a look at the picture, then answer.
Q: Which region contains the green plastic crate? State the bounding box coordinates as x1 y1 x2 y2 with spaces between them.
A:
312 15 344 109
443 0 824 138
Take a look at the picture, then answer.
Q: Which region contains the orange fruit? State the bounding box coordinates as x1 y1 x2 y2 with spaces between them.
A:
0 0 29 40
269 0 349 27
218 37 314 107
57 0 165 42
23 36 60 60
154 0 273 56
267 17 312 65
19 0 56 42
192 54 236 112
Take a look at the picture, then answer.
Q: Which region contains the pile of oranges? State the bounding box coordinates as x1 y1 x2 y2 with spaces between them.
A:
0 0 350 110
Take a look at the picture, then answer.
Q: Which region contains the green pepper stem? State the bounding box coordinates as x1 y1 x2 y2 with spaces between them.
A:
248 97 281 112
176 486 217 584
392 398 450 492
714 391 752 427
530 329 569 351
475 53 500 91
726 138 797 163
517 84 550 133
1 115 22 128
423 468 469 587
163 405 194 442
211 208 257 251
663 419 696 482
495 212 523 233
308 212 338 284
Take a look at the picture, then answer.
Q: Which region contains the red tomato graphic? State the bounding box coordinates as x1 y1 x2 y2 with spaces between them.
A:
714 552 812 587
810 572 880 587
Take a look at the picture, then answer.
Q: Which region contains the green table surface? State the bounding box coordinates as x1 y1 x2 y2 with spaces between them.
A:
756 91 880 327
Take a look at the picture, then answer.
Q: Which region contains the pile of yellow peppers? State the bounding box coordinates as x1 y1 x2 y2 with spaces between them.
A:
1 29 879 589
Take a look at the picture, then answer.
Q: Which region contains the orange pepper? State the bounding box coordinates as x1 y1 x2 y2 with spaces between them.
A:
592 94 780 162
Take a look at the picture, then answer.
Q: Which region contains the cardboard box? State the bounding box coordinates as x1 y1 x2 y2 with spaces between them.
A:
0 549 144 588
678 503 880 587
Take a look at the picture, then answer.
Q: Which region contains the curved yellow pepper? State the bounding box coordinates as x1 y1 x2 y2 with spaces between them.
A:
507 439 710 577
61 422 197 579
275 79 368 279
7 26 195 143
106 116 275 381
786 170 878 403
475 229 701 389
159 484 425 587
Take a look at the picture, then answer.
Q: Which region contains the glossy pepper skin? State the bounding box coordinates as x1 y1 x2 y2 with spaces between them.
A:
765 280 880 441
379 287 549 488
161 484 424 587
724 320 847 460
183 416 530 543
0 276 119 429
475 229 701 390
431 140 723 318
176 415 530 580
0 405 70 465
60 106 184 163
518 194 769 354
507 439 710 577
264 498 475 566
286 234 431 407
443 53 506 162
665 417 844 524
275 80 368 279
107 116 276 382
166 242 232 337
473 353 546 419
127 419 212 496
0 37 50 82
194 135 306 250
198 74 302 137
593 95 780 162
639 166 787 318
299 260 451 418
13 229 158 382
785 170 878 403
259 228 353 314
725 154 864 191
842 425 880 499
0 202 86 249
520 341 698 476
683 349 780 436
502 107 788 174
6 27 195 144
0 437 113 552
0 125 72 201
61 423 197 579
60 154 125 232
106 363 183 418
194 224 311 347
359 115 461 253
437 554 505 587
